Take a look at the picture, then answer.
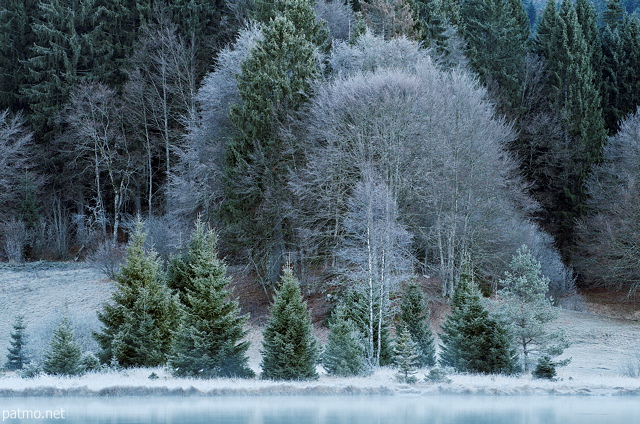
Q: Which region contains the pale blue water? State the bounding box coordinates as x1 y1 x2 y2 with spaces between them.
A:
0 396 637 424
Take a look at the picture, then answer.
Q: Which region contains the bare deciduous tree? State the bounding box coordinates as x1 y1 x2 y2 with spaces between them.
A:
575 108 640 295
168 24 263 223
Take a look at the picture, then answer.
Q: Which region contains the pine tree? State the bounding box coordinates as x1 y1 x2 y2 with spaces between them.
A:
398 281 436 367
393 328 419 383
496 245 569 372
223 14 320 285
323 304 370 377
43 314 83 376
94 220 181 367
261 268 319 380
169 220 254 378
6 315 29 371
439 272 518 374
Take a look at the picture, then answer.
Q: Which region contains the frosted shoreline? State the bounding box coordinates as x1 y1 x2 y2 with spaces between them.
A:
1 368 639 397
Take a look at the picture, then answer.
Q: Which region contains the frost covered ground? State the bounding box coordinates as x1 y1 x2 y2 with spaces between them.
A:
0 262 639 396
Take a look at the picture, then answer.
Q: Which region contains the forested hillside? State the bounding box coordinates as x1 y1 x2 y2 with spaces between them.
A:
1 0 640 297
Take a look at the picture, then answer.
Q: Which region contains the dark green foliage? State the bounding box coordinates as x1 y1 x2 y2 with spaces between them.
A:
323 304 370 377
43 314 83 376
409 0 448 48
602 13 640 133
394 328 419 383
169 220 254 379
425 367 451 383
532 355 557 379
168 218 225 303
338 288 394 366
253 0 330 48
0 0 37 112
603 0 625 26
6 316 29 371
533 0 607 252
94 221 181 367
439 275 518 374
460 0 529 111
223 13 320 284
22 0 113 139
398 281 436 367
261 268 319 380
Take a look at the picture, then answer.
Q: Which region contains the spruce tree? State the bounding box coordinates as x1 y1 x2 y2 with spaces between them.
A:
223 10 320 285
169 220 254 378
534 0 607 251
460 0 529 111
393 328 419 383
261 268 319 380
323 304 370 377
602 13 640 133
94 220 181 367
23 0 113 139
439 272 518 374
43 314 83 376
398 281 436 367
337 287 394 366
6 315 29 371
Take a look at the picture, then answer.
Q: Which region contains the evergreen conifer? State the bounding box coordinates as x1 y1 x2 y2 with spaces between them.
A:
497 245 569 372
223 10 320 285
94 220 180 367
169 220 254 378
532 355 557 379
394 328 419 383
323 303 370 377
6 315 29 371
398 281 436 367
43 314 83 376
440 271 518 374
261 268 319 380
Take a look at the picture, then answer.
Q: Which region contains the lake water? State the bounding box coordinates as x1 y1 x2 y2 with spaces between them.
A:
0 395 637 424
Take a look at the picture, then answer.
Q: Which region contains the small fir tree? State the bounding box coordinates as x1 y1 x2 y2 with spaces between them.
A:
398 281 436 367
6 315 29 371
323 304 370 377
43 314 83 376
261 268 319 380
169 220 254 378
394 328 419 383
532 355 557 379
496 245 569 372
338 287 394 366
94 220 181 367
439 271 518 374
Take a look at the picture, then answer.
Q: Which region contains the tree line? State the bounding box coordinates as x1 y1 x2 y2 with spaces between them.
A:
5 222 567 381
1 0 640 295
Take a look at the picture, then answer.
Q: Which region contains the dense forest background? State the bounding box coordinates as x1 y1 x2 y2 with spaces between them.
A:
2 0 640 297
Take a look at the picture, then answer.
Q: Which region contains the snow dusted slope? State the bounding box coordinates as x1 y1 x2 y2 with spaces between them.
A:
0 263 114 362
0 263 639 396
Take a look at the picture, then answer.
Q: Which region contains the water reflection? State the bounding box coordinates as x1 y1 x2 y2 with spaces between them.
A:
0 395 635 424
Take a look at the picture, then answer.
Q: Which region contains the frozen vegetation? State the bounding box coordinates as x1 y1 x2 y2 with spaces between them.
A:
0 263 639 397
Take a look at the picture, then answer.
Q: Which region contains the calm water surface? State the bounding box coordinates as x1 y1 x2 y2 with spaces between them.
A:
0 395 637 424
